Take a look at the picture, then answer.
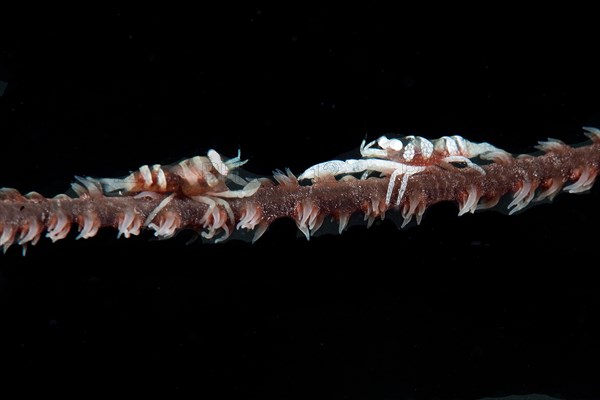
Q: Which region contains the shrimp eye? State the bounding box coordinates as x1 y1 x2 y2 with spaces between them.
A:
388 139 403 151
377 136 390 148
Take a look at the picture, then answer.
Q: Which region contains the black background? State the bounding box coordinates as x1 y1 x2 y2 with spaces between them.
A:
1 4 599 399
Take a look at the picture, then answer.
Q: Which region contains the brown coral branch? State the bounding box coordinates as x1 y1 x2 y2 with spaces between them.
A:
1 132 600 255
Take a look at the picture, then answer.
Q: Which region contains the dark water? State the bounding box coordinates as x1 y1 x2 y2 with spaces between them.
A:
1 5 599 399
